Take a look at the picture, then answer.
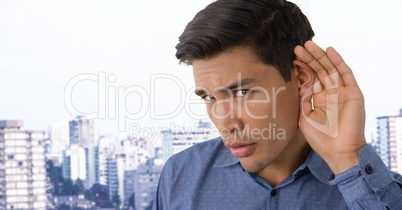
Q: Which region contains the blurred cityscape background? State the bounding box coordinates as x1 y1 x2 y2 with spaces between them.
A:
1 0 402 209
0 118 218 209
1 109 402 209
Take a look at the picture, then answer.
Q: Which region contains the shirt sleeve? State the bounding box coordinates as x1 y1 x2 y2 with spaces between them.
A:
328 144 402 210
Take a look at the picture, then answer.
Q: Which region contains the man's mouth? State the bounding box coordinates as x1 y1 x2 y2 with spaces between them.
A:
226 142 257 158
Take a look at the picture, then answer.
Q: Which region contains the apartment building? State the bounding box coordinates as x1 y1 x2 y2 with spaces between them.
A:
0 120 47 210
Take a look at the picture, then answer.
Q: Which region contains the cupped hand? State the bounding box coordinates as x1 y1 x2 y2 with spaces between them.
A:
294 41 367 174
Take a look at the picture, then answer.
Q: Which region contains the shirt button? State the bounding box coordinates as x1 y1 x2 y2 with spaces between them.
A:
365 165 374 174
271 189 277 197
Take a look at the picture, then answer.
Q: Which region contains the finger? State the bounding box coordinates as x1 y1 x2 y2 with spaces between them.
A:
326 47 358 86
304 41 343 87
294 45 332 89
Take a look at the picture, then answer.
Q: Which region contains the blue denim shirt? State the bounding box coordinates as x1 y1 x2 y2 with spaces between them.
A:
153 138 402 209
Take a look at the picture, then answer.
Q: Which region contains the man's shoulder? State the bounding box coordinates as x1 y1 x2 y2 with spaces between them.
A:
163 137 237 173
167 137 224 163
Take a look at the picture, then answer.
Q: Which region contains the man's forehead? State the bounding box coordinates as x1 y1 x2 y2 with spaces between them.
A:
192 47 263 72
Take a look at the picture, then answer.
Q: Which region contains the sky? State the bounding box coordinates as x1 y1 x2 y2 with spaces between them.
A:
1 0 402 139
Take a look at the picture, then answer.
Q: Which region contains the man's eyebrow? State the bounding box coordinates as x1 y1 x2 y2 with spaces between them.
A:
194 78 257 96
194 88 207 97
216 78 257 93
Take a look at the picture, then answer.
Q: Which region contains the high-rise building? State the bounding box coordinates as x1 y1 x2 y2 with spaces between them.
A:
376 109 402 174
69 116 97 188
161 130 172 164
121 137 152 171
105 157 119 200
0 120 47 210
366 130 380 155
48 121 69 166
116 155 125 206
116 137 154 206
162 120 218 163
95 136 156 205
62 145 87 181
95 137 118 185
133 162 162 210
123 170 136 207
69 116 95 147
95 136 121 200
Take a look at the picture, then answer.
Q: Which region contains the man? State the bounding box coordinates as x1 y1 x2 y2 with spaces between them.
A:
153 0 402 209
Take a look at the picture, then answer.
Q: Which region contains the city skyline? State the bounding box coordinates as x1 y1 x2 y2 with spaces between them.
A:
45 118 217 209
1 107 401 209
1 0 402 137
2 1 402 209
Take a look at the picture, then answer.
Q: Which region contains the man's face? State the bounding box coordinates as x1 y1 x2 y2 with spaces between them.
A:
193 47 301 173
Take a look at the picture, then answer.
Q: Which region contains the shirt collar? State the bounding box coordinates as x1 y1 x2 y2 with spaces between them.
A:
212 137 334 184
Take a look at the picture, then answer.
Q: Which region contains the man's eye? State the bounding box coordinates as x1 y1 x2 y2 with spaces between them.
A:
235 89 252 97
202 95 214 101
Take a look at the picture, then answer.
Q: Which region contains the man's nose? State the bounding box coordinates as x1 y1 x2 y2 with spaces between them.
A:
210 100 244 137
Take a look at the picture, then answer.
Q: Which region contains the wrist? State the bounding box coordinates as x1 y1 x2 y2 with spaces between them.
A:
326 153 360 174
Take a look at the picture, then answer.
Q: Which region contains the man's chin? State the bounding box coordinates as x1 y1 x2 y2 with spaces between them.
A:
239 159 269 174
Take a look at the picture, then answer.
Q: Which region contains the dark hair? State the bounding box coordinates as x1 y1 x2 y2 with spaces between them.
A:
175 0 314 82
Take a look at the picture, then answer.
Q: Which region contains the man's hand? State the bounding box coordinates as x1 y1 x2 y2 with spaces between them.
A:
294 41 367 174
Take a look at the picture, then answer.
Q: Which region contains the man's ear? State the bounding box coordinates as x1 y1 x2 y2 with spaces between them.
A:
292 60 315 96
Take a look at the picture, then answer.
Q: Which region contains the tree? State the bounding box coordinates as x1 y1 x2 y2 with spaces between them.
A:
84 189 92 200
112 193 121 209
61 178 74 195
128 193 135 209
112 192 121 209
46 160 63 195
58 203 72 210
73 178 85 195
90 183 109 198
89 184 113 208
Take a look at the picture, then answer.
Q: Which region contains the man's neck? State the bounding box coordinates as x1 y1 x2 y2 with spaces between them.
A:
256 130 311 187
